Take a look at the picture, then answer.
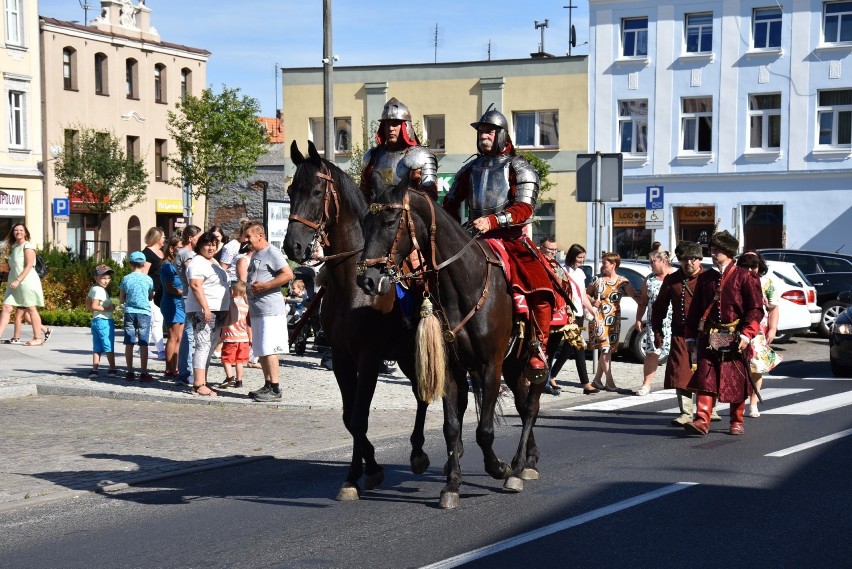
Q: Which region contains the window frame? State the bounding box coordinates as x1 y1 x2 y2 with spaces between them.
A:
154 138 168 181
824 1 852 44
63 47 76 91
4 0 24 46
513 110 559 149
180 68 191 102
680 96 714 154
622 17 648 57
747 93 782 151
154 63 166 104
816 89 852 147
126 136 140 162
309 116 353 154
94 52 108 96
753 7 782 49
7 89 27 149
617 99 649 155
424 114 446 152
685 12 713 54
125 58 139 100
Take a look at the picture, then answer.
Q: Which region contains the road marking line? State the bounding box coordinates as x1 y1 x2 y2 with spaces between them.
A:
656 388 811 415
565 390 676 412
762 390 852 415
766 428 852 457
419 482 698 569
800 377 852 381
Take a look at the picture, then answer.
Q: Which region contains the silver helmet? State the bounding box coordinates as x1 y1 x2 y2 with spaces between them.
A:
471 109 511 154
381 97 412 122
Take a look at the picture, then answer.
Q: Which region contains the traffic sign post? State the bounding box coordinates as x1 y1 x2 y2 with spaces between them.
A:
53 198 70 224
645 185 664 230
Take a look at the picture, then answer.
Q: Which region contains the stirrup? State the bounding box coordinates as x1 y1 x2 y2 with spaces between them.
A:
524 365 549 385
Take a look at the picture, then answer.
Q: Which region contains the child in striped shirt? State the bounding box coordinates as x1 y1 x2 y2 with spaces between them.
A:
218 281 251 388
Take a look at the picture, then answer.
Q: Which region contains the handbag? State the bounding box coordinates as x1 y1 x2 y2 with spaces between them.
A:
747 334 782 374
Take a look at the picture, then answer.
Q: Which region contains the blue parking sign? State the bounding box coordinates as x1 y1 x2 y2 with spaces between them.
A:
646 186 664 210
53 198 70 216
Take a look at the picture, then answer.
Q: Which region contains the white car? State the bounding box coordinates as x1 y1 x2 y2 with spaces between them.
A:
765 260 819 341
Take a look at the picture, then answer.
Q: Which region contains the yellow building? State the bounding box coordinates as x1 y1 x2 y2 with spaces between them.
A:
281 56 588 249
40 0 209 259
0 0 43 244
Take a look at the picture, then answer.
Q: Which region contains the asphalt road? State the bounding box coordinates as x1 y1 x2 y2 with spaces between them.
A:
1 334 850 568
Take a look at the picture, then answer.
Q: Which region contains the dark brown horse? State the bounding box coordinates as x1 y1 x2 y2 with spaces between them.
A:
284 141 429 501
357 180 547 509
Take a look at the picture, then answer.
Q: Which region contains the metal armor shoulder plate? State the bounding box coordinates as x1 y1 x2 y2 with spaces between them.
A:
511 156 540 208
362 147 376 169
403 147 438 188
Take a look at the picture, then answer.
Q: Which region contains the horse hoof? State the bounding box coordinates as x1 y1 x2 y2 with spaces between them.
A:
336 482 360 502
411 454 430 475
504 476 524 492
364 469 385 491
520 468 540 481
439 491 460 509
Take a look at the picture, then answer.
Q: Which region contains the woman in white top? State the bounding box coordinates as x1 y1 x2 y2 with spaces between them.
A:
186 231 231 396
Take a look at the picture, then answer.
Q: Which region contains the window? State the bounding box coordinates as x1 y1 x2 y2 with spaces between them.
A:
62 48 77 90
753 7 782 49
817 89 852 146
618 100 648 154
180 68 191 101
309 117 352 153
154 139 167 181
818 255 852 271
685 13 713 53
126 136 140 161
681 97 713 152
424 115 445 150
64 129 79 156
126 58 138 99
513 111 558 148
94 53 108 95
531 202 555 245
622 17 648 57
4 0 23 46
824 1 852 43
154 63 166 103
7 90 26 148
748 93 781 150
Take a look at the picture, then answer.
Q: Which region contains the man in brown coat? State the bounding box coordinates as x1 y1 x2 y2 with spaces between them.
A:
652 241 705 425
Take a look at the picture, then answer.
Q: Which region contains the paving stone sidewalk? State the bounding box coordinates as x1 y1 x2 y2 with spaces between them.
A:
0 326 649 511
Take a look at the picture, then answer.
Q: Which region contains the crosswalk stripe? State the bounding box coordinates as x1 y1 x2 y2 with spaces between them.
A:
766 428 852 457
762 390 852 415
657 388 811 415
566 390 676 412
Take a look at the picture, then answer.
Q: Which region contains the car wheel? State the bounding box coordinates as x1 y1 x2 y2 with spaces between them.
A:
630 327 668 365
818 301 845 337
830 358 852 378
774 332 792 344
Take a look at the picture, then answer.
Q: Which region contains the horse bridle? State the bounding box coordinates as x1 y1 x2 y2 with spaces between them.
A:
287 165 360 262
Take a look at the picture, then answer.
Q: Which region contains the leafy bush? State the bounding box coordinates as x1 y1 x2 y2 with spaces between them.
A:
40 308 93 327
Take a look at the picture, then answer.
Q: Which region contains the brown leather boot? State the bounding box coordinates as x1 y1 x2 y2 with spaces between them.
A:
729 400 746 435
684 393 715 435
525 297 552 385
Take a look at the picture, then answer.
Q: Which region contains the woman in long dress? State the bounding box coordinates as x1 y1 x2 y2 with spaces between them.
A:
0 224 51 346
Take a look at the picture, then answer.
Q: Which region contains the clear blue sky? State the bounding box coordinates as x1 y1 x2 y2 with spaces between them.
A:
38 1 590 117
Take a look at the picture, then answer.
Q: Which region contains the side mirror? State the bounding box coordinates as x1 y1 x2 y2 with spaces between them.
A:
838 291 852 304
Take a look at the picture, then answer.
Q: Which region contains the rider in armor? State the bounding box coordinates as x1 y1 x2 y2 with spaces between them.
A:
443 108 563 382
360 97 438 202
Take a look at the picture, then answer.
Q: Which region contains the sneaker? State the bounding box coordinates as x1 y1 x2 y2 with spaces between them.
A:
124 371 136 382
88 370 99 379
748 405 760 418
107 369 120 378
139 372 154 382
249 384 272 399
218 376 237 389
253 387 282 402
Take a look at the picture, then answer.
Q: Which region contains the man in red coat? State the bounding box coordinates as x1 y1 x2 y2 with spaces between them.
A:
443 109 560 382
684 231 763 436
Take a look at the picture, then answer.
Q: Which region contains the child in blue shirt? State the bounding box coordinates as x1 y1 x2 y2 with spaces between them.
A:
120 251 154 382
87 264 118 378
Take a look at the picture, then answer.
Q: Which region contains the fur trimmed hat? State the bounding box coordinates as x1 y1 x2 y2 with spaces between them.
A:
709 230 739 257
675 241 703 260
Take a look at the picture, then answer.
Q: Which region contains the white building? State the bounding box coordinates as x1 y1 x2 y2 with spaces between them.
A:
589 0 852 258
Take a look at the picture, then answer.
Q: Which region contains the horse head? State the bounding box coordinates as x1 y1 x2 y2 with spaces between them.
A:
284 140 338 263
356 177 425 296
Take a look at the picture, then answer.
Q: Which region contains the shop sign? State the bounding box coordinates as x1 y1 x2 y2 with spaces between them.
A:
156 199 184 214
612 207 646 227
678 206 715 226
0 189 25 217
437 173 454 198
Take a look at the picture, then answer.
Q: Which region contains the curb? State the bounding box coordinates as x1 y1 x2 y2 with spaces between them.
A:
0 384 37 400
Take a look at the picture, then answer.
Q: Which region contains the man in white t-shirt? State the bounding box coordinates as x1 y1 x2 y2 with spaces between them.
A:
242 221 294 402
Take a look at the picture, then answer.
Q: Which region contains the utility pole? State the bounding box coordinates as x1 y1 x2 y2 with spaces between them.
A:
534 19 549 53
564 2 578 56
323 0 334 161
78 0 92 25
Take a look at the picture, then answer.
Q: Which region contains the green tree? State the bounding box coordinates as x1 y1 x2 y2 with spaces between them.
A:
166 85 270 225
53 126 148 244
520 151 554 197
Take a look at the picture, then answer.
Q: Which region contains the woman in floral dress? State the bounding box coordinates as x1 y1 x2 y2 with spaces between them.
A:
634 249 675 395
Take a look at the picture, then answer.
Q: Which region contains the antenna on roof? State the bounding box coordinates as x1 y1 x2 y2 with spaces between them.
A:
78 0 92 25
431 23 442 63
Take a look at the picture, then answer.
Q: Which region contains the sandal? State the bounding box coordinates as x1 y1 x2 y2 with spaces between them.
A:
192 384 217 397
8 337 22 345
43 328 53 343
24 338 46 346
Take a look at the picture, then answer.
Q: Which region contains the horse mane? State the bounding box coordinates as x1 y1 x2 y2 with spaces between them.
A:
290 144 367 220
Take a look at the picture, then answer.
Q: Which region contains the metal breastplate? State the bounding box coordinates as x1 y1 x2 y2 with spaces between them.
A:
469 155 511 218
370 147 409 192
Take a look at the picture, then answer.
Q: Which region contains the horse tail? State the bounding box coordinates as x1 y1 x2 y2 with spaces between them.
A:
415 298 447 404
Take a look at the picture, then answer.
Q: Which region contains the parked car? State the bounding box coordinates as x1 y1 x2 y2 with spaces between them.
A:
829 292 852 377
581 260 657 362
759 249 852 336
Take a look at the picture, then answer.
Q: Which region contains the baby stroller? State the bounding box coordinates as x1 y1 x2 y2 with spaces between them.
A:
287 265 320 355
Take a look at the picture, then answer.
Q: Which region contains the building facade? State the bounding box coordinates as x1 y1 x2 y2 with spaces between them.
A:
1 0 43 244
40 0 209 259
589 0 852 258
281 57 589 249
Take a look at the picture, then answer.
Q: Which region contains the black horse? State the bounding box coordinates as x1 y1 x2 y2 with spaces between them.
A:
284 141 429 501
357 181 547 509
